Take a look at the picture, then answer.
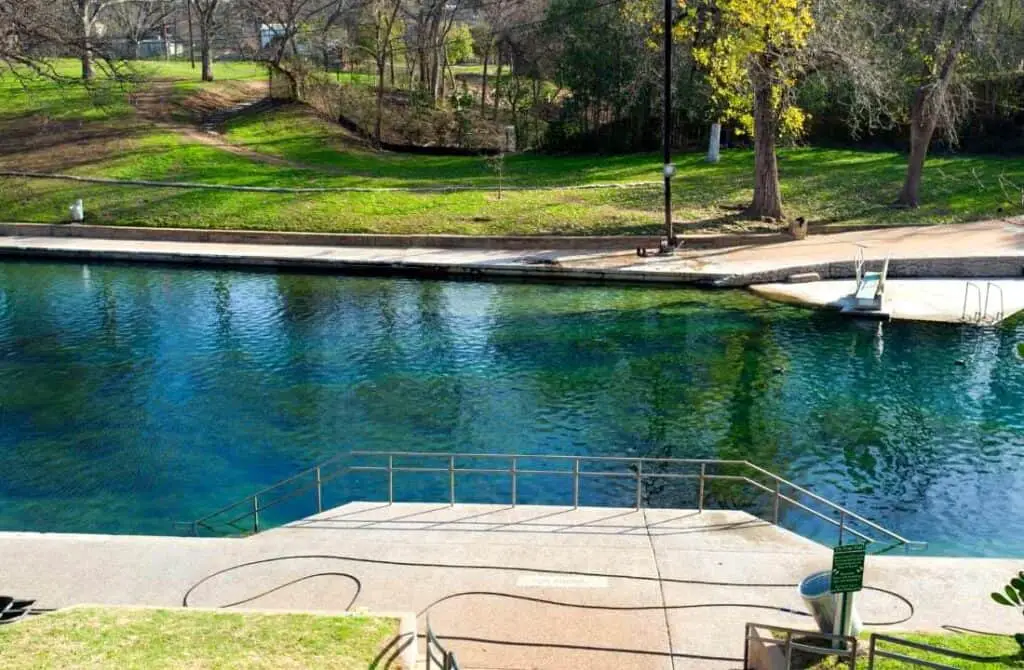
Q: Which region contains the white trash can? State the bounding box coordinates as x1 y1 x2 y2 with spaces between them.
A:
69 199 85 223
798 571 863 636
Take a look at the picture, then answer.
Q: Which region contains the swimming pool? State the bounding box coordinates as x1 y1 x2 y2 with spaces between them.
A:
1 260 1021 555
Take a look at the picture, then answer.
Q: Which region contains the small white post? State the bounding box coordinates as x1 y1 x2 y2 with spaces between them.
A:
69 199 85 223
706 123 721 163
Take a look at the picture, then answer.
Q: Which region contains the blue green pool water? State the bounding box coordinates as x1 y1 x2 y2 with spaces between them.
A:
1 260 1022 556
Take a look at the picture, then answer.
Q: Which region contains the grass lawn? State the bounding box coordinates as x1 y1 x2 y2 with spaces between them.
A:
0 607 400 669
2 63 1023 235
804 632 1024 669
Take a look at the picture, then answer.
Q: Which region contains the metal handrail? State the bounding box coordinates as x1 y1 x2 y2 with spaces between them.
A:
426 614 461 670
984 282 1005 323
184 450 925 552
963 281 983 322
866 633 998 669
745 622 858 669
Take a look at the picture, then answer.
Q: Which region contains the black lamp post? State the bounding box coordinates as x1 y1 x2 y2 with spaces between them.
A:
661 0 675 253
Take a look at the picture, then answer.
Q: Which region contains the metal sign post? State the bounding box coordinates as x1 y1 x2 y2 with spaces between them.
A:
830 543 866 650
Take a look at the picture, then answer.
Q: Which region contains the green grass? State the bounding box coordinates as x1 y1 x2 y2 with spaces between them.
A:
0 606 400 669
868 632 1022 668
808 632 1024 668
0 59 265 122
2 64 1023 235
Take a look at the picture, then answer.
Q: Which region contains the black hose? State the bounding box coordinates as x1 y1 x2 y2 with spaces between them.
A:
181 553 915 628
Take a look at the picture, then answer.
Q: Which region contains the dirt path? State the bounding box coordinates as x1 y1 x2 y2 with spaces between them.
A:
130 79 323 170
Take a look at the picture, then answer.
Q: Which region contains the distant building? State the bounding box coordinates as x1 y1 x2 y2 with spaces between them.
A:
110 38 185 60
260 24 287 49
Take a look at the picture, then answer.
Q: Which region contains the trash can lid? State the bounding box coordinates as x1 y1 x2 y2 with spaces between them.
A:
799 571 832 598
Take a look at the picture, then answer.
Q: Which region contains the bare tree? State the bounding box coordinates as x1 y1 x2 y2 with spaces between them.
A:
409 0 464 101
108 0 175 59
188 0 220 81
358 0 404 143
241 0 347 66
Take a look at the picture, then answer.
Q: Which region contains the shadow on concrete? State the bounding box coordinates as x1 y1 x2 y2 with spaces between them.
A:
283 504 771 538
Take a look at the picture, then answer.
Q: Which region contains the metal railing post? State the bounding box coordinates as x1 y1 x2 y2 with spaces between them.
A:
252 495 260 534
698 463 706 513
838 511 846 545
315 467 323 514
388 455 394 504
784 631 794 668
867 634 876 667
573 458 580 508
449 455 455 506
772 480 781 525
511 457 517 506
635 459 643 509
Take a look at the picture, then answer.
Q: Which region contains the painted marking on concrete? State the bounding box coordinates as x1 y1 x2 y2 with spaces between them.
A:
516 575 609 588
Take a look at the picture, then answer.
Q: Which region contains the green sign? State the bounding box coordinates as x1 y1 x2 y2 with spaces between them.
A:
830 543 866 594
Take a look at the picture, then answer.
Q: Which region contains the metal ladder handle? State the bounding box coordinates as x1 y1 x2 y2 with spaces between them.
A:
984 282 1005 322
962 282 982 322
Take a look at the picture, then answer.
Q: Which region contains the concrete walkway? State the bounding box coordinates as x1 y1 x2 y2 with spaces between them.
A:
1 220 1022 287
1 503 1019 670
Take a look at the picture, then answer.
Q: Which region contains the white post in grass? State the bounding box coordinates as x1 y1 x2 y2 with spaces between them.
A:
707 122 722 163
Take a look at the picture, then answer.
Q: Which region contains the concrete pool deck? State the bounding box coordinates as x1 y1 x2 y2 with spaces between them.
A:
753 278 1024 324
1 503 1019 669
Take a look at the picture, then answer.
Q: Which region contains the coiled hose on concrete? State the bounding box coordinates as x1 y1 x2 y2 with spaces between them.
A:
181 553 917 665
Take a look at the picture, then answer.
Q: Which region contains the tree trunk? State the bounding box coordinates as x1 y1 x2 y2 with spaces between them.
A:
431 48 443 100
375 57 385 146
201 36 213 81
492 50 503 120
200 16 213 81
480 47 490 115
80 5 93 80
746 75 783 220
897 0 986 207
389 45 395 86
418 46 429 92
896 90 938 207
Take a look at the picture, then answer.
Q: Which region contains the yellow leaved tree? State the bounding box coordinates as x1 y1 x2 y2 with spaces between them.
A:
681 0 813 220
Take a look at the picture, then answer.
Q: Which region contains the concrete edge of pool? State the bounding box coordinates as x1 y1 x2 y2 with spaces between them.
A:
3 219 1024 324
1 503 1019 670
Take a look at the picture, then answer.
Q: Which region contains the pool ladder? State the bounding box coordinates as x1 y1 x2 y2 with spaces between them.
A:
962 282 1004 324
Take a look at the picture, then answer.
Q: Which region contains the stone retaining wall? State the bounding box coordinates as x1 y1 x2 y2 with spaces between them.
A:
0 223 789 251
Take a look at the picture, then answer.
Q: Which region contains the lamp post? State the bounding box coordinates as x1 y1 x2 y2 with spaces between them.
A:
661 0 674 253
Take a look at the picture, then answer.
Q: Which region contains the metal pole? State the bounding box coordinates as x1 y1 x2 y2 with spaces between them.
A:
449 455 455 506
838 511 846 545
511 457 517 506
697 463 706 513
388 455 394 504
661 0 674 249
573 458 580 508
252 495 260 534
635 460 644 509
772 480 781 525
315 466 323 513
